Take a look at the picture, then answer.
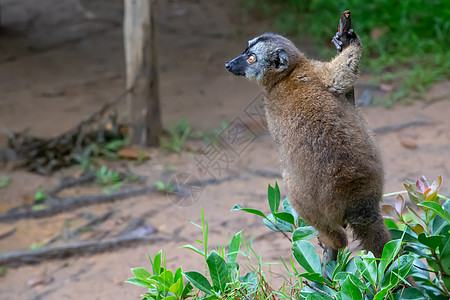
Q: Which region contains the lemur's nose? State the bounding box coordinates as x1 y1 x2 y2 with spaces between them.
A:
225 62 231 70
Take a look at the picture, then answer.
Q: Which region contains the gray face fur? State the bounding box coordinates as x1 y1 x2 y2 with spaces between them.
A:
225 33 292 83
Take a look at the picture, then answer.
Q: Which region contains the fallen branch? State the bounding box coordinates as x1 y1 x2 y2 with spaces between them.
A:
0 186 156 222
0 226 17 240
245 168 282 179
0 173 246 223
373 121 429 135
0 234 171 268
43 210 115 247
48 171 96 197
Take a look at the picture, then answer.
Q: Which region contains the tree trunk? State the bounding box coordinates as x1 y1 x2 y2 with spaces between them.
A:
123 0 162 146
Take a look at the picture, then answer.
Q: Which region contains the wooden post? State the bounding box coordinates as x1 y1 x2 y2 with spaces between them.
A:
123 0 162 146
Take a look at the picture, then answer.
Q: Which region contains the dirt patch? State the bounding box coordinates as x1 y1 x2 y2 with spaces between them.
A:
0 0 449 299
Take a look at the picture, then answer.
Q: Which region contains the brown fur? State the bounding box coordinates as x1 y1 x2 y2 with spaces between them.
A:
260 35 390 257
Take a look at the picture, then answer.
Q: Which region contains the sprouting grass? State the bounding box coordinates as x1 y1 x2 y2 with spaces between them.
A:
241 0 450 106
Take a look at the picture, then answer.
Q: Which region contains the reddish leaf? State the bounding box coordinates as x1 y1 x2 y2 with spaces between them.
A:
382 205 398 220
404 183 425 205
117 146 150 160
394 194 405 216
424 175 443 203
416 178 427 194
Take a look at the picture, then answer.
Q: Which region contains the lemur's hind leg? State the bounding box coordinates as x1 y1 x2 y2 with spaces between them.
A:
314 224 347 278
321 30 362 95
322 246 338 279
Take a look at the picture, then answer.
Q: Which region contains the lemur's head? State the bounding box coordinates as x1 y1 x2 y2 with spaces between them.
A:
225 33 302 87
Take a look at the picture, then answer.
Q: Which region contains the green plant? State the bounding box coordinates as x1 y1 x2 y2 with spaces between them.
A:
154 181 175 193
161 120 228 153
95 165 121 186
161 120 192 153
34 188 47 202
383 175 450 298
128 175 450 299
0 176 11 190
126 250 193 300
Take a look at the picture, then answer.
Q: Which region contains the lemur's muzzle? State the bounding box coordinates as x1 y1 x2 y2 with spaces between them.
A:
225 54 247 76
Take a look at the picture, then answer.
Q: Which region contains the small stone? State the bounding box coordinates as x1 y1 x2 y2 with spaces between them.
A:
380 83 396 92
400 137 418 150
27 275 53 288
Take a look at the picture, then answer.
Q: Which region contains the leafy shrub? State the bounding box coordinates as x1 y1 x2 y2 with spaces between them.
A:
127 176 450 299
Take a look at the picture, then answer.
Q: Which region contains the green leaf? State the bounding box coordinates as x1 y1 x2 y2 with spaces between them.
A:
439 225 450 275
431 214 447 235
384 218 398 230
174 267 183 285
268 182 281 214
292 226 319 242
181 282 193 298
34 188 46 202
395 287 425 299
0 176 11 190
378 239 403 281
231 204 266 218
206 251 228 292
274 212 295 225
418 202 450 223
299 272 324 283
151 251 162 276
324 260 336 282
333 272 351 281
373 287 390 300
31 204 46 211
339 277 362 300
263 213 293 232
181 244 205 256
389 229 418 242
182 271 213 295
131 267 151 279
162 296 178 300
227 231 241 270
306 293 332 300
125 277 153 288
160 269 174 288
381 255 415 289
410 259 430 280
282 198 298 224
417 233 444 249
292 240 322 274
169 278 182 295
355 253 378 287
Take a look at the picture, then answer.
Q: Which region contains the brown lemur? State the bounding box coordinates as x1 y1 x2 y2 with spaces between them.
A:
225 31 390 260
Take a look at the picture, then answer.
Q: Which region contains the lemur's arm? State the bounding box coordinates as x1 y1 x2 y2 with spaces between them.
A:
317 31 362 95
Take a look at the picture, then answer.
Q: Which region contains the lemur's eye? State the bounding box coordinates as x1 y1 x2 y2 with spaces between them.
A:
247 54 256 63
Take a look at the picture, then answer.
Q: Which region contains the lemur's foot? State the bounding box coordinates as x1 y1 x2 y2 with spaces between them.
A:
331 29 357 52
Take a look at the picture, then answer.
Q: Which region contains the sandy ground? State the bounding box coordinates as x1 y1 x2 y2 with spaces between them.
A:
0 0 449 299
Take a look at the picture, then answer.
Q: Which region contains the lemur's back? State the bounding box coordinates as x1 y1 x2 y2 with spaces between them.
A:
265 63 384 226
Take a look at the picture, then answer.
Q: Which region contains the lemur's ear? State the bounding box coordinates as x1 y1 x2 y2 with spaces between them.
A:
273 49 289 71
